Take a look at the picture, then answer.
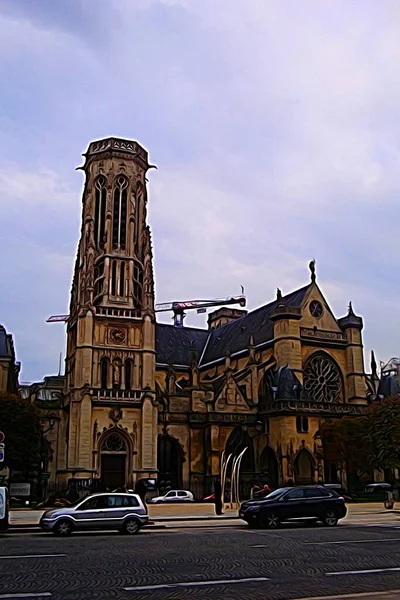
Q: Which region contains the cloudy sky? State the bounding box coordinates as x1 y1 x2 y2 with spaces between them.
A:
1 0 400 382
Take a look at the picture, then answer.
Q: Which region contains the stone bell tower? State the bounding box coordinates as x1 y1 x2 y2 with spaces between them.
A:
61 137 158 488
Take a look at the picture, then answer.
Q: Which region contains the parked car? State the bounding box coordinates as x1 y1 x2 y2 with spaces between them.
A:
150 490 194 503
0 487 9 532
40 493 148 536
365 483 391 494
353 483 392 503
323 483 353 502
239 485 347 529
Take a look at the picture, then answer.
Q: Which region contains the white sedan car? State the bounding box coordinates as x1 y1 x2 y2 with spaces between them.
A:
151 490 194 503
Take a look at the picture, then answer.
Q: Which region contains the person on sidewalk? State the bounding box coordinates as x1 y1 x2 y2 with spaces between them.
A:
214 477 223 515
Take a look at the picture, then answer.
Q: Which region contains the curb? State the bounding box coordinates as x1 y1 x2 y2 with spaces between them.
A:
9 514 239 529
7 521 241 534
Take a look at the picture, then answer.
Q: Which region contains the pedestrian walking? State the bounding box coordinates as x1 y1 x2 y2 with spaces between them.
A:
214 477 223 515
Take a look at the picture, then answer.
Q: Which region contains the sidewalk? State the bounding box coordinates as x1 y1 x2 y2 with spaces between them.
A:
9 503 239 528
8 502 392 529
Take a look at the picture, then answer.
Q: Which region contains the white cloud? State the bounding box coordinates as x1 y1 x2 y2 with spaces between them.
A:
1 0 400 378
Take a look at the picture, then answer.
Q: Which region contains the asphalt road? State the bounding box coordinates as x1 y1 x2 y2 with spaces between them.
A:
2 521 400 600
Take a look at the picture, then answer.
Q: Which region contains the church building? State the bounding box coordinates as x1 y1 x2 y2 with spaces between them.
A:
38 137 370 497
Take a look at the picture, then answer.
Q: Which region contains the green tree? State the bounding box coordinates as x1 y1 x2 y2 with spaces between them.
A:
320 416 370 476
321 396 400 479
364 396 400 470
0 394 49 476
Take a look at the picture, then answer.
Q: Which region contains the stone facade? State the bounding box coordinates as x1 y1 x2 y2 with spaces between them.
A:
25 137 371 497
53 138 158 490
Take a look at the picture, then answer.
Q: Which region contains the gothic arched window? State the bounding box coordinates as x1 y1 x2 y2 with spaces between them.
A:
119 262 125 297
100 357 109 389
112 176 128 249
125 358 133 390
258 368 275 404
94 176 107 248
135 183 143 255
303 352 343 403
111 260 117 296
102 433 126 452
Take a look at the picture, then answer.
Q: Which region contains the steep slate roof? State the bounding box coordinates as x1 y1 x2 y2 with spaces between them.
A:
200 285 310 365
155 323 210 367
155 285 311 368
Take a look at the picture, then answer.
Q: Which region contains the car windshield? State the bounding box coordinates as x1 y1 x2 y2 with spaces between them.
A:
263 488 287 500
71 495 93 508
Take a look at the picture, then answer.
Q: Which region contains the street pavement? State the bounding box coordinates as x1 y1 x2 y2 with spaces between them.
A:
9 502 400 528
3 509 400 599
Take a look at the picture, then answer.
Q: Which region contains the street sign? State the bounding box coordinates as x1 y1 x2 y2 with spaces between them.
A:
0 432 5 443
0 447 4 463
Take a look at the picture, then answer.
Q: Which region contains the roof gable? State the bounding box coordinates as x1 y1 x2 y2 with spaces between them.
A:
214 373 250 412
299 284 343 333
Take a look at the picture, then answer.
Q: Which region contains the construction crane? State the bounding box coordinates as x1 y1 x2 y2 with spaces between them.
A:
46 291 247 328
156 294 247 327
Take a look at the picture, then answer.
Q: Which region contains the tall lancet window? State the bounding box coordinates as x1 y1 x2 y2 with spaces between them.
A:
113 176 128 250
135 183 142 255
125 358 133 390
119 262 125 297
94 176 107 248
111 260 117 296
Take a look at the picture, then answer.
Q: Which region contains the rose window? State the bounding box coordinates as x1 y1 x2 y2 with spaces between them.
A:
102 433 126 452
309 300 323 318
303 353 342 403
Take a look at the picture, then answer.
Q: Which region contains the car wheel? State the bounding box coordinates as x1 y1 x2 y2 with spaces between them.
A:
53 520 73 537
323 510 338 527
122 519 141 535
263 512 281 529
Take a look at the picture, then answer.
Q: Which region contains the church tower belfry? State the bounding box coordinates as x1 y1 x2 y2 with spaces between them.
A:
62 138 157 488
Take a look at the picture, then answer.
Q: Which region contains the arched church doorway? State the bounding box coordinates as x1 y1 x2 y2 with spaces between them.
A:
100 431 129 490
225 428 255 499
157 434 183 492
294 448 315 485
260 446 279 488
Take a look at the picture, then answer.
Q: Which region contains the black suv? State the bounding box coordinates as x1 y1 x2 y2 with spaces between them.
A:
239 485 347 529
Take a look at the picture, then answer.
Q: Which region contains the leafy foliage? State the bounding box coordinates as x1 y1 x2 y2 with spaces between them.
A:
365 396 400 469
320 416 369 474
0 394 49 474
321 395 400 474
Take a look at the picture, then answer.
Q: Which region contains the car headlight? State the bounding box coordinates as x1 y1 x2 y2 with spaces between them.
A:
248 505 260 512
42 511 56 519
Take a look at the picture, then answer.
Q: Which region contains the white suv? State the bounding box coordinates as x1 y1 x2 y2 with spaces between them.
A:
40 493 148 536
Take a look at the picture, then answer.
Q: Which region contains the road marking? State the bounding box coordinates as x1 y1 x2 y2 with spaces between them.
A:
0 554 66 560
326 567 400 576
0 594 52 599
306 537 400 545
291 590 400 599
250 544 269 548
123 576 270 592
364 523 400 528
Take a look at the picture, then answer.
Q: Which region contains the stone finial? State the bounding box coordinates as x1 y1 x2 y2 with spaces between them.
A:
248 335 256 364
309 259 316 283
225 347 231 370
276 288 283 301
